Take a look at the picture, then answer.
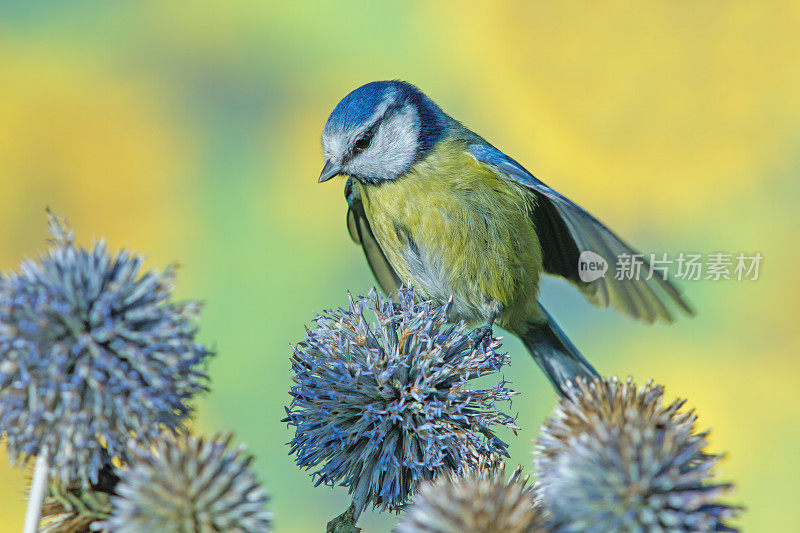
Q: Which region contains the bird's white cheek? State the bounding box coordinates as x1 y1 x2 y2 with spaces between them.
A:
378 106 419 176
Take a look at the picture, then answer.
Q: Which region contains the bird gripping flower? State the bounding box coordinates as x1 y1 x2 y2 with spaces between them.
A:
284 287 519 522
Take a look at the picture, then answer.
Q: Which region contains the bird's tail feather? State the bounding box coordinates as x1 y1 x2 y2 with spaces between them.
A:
520 306 599 396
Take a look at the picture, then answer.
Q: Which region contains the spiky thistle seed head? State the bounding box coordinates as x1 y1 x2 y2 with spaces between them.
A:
395 454 546 533
284 287 518 519
535 377 739 532
95 433 272 533
0 213 211 487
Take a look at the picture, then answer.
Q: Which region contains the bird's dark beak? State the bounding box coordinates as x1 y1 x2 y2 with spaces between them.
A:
318 160 341 183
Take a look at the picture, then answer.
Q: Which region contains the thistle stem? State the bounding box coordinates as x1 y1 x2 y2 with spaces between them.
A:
24 448 49 533
326 503 361 533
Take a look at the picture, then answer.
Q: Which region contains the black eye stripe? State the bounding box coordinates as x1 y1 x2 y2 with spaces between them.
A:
352 126 377 154
347 99 407 159
354 132 372 151
349 98 410 157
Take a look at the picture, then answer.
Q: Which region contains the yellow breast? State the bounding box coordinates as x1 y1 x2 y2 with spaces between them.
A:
358 138 543 329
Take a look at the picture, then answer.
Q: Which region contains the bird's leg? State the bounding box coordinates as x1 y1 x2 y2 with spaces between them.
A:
471 303 503 350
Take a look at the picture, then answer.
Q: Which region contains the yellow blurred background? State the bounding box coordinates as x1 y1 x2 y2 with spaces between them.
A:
1 1 798 530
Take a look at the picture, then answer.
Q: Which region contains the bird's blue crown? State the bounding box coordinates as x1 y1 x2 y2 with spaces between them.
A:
325 80 448 153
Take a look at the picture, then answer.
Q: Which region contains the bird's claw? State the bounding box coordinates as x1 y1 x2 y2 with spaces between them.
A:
471 324 494 350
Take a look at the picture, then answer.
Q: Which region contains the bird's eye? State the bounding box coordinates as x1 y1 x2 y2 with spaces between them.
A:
354 132 372 152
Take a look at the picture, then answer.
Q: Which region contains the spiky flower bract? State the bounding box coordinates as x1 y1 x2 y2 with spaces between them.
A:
41 486 111 533
395 454 545 533
284 287 518 519
535 377 738 532
0 214 210 487
96 433 272 533
40 459 118 533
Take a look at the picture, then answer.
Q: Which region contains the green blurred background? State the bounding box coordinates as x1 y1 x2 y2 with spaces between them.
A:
1 1 798 530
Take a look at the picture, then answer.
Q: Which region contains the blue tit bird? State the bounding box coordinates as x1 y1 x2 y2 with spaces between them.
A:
318 80 693 395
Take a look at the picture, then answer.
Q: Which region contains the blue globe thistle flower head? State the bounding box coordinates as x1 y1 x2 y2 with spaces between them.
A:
96 433 272 533
396 454 546 533
535 377 739 532
0 214 211 487
284 287 519 520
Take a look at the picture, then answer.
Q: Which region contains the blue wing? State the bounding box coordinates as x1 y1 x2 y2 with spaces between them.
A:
468 144 693 323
